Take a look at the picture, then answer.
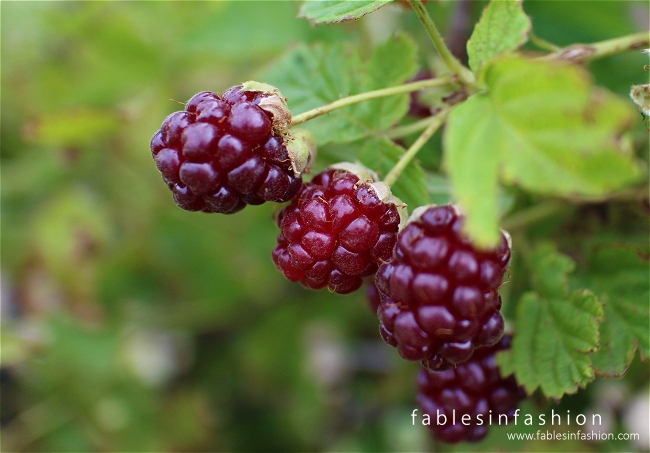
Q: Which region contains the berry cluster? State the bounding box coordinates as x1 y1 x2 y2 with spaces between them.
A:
375 205 511 370
417 336 524 443
150 83 524 446
150 86 302 214
273 168 402 294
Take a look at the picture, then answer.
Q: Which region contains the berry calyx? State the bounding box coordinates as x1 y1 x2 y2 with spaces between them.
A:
273 165 405 294
150 83 312 213
417 336 525 443
376 204 511 370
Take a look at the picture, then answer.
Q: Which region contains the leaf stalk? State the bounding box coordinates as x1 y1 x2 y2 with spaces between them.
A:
407 0 476 87
290 76 454 127
383 107 451 187
544 31 649 62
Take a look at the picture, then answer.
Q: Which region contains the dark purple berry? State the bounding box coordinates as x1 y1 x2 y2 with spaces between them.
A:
150 86 303 213
366 280 381 313
417 336 525 444
376 205 511 369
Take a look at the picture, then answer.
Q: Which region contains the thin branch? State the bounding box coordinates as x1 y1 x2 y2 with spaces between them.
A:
529 31 561 52
543 31 649 62
377 114 442 139
407 0 476 87
290 76 454 127
383 106 451 187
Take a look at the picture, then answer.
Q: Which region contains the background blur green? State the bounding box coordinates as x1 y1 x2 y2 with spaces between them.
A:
1 2 648 452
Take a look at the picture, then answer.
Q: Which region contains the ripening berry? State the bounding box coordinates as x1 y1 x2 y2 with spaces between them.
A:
376 204 511 370
150 84 306 214
273 166 404 294
417 336 525 443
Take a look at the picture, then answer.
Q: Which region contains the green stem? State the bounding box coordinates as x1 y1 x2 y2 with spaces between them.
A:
545 31 649 62
567 185 649 203
383 107 451 187
501 185 649 232
407 0 476 87
290 76 454 127
529 31 561 52
378 114 441 139
501 201 565 231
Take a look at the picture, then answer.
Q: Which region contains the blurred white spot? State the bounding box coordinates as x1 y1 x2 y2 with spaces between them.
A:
304 322 349 388
623 390 650 450
125 329 192 387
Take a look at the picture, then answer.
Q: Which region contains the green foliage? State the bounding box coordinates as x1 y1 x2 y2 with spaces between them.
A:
358 137 430 210
262 33 418 145
299 0 391 25
445 57 644 247
575 245 650 377
498 244 604 399
2 1 649 451
467 0 531 74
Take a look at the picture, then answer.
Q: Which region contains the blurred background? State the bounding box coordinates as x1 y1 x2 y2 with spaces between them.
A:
1 1 648 452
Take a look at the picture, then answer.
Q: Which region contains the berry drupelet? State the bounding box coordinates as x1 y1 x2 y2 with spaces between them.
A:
273 165 404 295
150 83 309 214
417 336 525 443
376 204 511 370
366 280 382 313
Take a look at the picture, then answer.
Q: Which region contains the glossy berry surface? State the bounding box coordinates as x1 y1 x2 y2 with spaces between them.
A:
150 87 301 214
273 169 401 294
366 280 381 313
376 205 510 370
417 336 525 443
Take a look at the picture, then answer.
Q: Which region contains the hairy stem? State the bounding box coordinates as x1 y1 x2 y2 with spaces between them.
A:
290 76 454 127
383 107 451 187
407 0 476 87
545 31 649 62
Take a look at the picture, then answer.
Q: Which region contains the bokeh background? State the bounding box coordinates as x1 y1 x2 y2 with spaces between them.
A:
1 1 648 452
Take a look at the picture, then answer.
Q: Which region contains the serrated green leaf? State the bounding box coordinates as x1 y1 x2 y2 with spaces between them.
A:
299 1 391 25
444 57 644 247
575 245 650 376
262 34 418 145
358 137 430 210
498 245 604 399
529 243 576 299
467 0 531 74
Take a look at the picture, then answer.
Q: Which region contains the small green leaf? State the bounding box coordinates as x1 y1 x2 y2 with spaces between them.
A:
467 0 531 74
299 1 391 25
358 137 430 210
575 245 650 376
262 34 418 145
498 244 604 399
444 57 644 247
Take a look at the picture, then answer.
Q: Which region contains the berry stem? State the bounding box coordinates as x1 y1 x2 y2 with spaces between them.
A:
407 0 476 88
378 114 443 139
383 106 451 187
290 76 454 127
501 201 565 231
542 31 649 62
529 31 561 52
